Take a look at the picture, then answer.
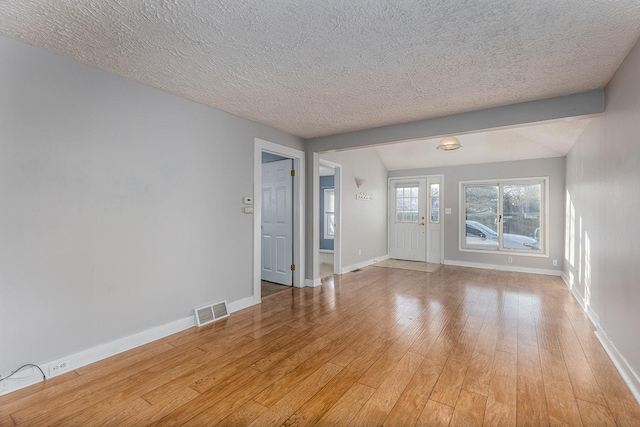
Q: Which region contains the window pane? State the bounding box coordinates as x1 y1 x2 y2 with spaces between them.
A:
502 184 541 251
462 181 544 253
325 213 335 237
464 185 499 250
324 188 334 213
430 183 440 223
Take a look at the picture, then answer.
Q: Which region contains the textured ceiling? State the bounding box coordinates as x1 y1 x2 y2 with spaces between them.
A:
1 1 639 138
374 117 593 170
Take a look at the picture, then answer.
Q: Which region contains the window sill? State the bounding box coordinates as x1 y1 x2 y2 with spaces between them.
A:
458 247 549 258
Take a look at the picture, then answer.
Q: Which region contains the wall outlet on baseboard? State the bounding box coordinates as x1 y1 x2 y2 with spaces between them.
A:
0 379 8 392
50 360 70 376
507 257 513 264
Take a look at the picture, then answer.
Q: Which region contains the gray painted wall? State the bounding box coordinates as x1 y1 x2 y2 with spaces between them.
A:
0 36 303 374
389 157 565 272
321 149 388 269
565 36 640 377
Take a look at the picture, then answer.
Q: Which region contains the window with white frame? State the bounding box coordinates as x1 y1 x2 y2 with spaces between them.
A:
323 188 335 239
460 178 546 254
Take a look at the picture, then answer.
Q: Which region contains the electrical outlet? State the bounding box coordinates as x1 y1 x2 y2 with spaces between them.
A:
508 257 513 264
0 379 8 393
358 249 362 256
552 260 558 267
50 360 70 376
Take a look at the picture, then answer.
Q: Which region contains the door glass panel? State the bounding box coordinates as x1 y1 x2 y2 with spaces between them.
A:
395 185 419 223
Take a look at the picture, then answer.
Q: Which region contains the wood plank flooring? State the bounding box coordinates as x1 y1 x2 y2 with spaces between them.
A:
2 265 639 426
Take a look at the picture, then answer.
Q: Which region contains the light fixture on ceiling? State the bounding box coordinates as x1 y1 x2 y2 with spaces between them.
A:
436 136 462 151
355 177 366 187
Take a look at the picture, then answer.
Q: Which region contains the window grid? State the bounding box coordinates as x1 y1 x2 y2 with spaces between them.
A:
396 186 419 223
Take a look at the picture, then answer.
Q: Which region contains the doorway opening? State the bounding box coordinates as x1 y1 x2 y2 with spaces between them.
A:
313 157 342 284
253 138 305 304
319 163 335 278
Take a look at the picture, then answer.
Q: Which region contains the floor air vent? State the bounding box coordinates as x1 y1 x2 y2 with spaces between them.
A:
194 301 229 326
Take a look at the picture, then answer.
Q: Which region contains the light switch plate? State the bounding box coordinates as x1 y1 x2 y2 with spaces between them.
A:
243 207 254 214
445 208 452 214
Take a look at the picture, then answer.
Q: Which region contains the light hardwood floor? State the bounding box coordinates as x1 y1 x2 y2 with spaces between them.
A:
1 265 639 426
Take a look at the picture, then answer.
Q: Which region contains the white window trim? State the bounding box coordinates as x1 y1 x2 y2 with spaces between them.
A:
458 177 549 258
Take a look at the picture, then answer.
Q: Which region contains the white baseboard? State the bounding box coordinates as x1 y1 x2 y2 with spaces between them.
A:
561 273 600 332
341 254 390 274
305 278 322 287
443 259 562 276
228 296 258 313
560 272 640 405
561 273 587 311
595 329 640 404
0 295 259 397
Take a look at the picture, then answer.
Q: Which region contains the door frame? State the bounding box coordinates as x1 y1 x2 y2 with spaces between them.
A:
253 138 305 304
317 157 342 278
388 175 444 264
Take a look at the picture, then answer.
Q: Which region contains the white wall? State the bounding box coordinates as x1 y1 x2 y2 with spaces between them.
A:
0 36 303 376
320 148 388 270
389 157 565 273
565 36 640 384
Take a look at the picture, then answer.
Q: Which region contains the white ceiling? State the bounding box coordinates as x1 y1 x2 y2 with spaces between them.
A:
374 117 593 170
1 1 639 139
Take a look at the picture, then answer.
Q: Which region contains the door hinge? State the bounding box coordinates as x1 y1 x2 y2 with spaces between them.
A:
290 169 295 177
290 264 296 271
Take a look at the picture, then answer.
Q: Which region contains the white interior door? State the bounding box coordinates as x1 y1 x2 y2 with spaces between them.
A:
261 159 293 286
389 178 427 262
427 176 443 264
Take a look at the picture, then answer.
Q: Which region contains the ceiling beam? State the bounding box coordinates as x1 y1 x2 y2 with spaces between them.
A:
305 90 604 152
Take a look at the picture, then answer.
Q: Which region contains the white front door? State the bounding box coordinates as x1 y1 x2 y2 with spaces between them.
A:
427 176 443 264
389 178 427 262
261 159 293 286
